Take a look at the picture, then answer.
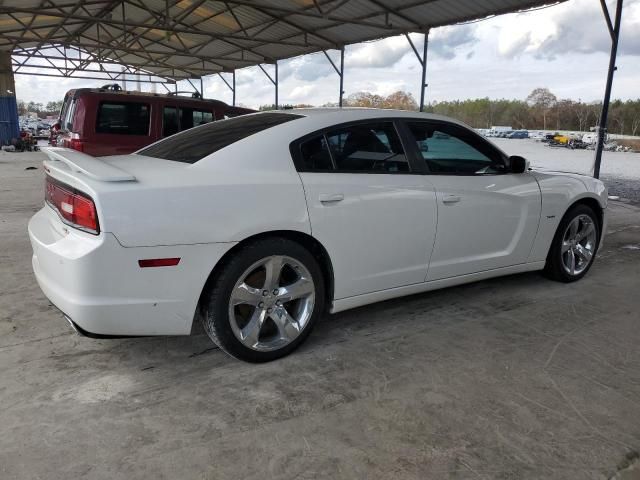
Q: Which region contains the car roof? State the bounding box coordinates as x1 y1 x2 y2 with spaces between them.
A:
188 107 508 172
265 107 471 131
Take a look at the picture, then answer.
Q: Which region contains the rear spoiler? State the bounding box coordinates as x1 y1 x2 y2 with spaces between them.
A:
41 147 136 182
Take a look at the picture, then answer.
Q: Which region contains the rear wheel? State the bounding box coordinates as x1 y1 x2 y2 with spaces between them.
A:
544 204 600 282
202 237 325 362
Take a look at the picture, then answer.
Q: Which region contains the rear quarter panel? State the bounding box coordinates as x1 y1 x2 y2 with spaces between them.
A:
94 130 312 247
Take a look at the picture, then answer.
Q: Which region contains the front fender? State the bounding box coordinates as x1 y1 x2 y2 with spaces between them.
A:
527 171 607 262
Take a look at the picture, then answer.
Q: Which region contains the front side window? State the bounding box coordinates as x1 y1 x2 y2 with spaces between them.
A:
96 102 150 135
325 122 409 173
139 112 302 164
407 122 505 174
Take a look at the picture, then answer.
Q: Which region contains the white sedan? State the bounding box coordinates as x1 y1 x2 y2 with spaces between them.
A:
29 109 607 362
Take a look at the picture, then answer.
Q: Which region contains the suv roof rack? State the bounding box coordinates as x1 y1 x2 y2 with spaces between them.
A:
99 83 122 92
167 91 202 99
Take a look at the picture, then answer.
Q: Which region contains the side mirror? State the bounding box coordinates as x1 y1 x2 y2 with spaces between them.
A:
509 155 529 173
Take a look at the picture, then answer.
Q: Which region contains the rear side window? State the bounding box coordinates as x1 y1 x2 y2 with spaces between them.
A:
163 106 214 137
299 136 333 170
139 112 302 164
296 122 410 173
96 102 150 135
62 97 76 131
181 108 213 130
163 107 179 137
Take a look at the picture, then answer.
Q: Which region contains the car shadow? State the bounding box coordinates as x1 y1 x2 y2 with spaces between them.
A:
63 270 546 373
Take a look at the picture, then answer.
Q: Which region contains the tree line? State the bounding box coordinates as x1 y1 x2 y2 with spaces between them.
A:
17 100 64 117
262 88 640 137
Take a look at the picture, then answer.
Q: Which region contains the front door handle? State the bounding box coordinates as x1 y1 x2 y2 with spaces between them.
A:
442 195 461 204
319 193 344 204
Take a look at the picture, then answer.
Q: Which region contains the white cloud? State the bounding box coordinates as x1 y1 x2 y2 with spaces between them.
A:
496 0 640 59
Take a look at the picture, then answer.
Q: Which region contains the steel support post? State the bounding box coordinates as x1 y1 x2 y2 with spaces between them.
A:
258 63 278 109
406 31 430 112
217 71 236 106
323 47 345 107
593 0 623 179
339 47 345 107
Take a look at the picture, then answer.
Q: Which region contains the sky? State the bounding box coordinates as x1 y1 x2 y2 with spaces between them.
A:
14 0 640 108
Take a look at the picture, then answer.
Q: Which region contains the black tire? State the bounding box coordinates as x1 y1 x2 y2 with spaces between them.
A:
544 204 600 282
201 237 325 362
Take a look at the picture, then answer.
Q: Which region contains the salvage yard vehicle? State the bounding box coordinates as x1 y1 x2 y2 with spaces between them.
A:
507 130 529 139
54 84 254 156
29 109 608 362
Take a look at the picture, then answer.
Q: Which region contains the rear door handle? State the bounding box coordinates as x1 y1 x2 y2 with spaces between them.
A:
319 193 344 204
442 195 461 204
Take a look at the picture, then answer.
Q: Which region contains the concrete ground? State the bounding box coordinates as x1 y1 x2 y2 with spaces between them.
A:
1 151 639 480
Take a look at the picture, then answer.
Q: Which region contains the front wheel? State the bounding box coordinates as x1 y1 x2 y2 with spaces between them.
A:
544 204 600 282
202 237 325 362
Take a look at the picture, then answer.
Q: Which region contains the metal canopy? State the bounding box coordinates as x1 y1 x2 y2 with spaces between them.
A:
0 0 563 82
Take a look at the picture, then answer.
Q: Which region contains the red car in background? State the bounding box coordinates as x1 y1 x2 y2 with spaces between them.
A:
52 84 254 156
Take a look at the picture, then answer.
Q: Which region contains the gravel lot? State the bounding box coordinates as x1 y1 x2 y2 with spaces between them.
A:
1 151 639 479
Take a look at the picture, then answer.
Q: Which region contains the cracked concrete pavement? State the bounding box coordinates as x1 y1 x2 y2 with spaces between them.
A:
1 152 639 479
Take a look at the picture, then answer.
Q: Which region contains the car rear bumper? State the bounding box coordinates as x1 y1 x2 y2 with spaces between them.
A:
29 207 234 336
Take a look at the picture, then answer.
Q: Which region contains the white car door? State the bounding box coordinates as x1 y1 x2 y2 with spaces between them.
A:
403 121 542 281
293 120 438 300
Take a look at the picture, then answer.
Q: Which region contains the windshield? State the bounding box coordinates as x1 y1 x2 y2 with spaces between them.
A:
138 112 303 164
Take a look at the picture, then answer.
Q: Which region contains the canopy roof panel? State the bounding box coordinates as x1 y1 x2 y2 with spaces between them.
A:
0 0 563 81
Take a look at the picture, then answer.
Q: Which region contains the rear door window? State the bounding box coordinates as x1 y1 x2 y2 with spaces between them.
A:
139 112 302 164
96 102 150 135
326 122 410 173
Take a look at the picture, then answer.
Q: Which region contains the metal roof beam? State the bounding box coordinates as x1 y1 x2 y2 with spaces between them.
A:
13 70 176 84
0 6 330 48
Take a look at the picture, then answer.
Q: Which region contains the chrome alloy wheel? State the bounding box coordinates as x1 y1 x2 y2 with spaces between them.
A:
228 255 316 352
561 214 597 276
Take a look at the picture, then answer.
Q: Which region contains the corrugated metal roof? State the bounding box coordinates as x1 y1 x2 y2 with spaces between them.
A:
0 0 564 81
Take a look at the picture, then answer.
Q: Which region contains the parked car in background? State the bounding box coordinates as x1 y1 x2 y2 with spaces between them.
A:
508 130 529 139
29 109 607 362
529 131 545 140
53 84 254 156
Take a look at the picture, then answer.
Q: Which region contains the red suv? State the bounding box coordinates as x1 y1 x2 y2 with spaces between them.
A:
54 85 254 156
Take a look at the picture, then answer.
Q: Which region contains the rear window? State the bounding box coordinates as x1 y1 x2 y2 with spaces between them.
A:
138 112 302 164
96 102 150 135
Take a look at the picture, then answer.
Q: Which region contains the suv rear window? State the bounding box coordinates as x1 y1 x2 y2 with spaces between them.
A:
138 112 302 164
96 102 150 135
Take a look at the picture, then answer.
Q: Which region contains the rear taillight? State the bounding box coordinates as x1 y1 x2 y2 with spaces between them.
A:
45 176 99 234
70 132 84 152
